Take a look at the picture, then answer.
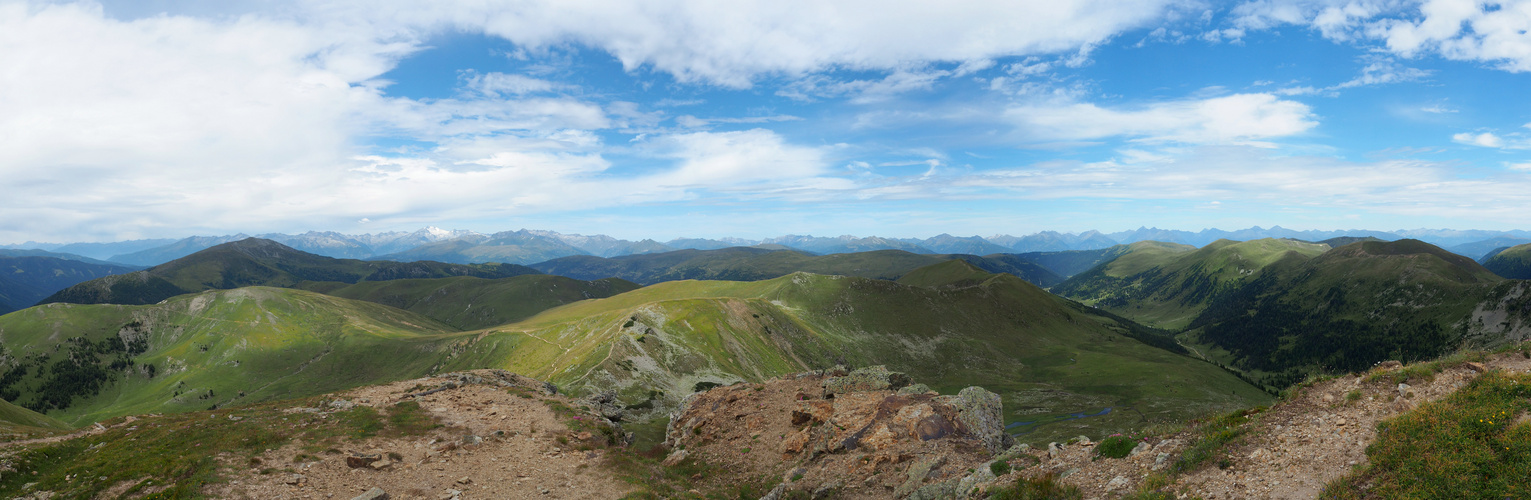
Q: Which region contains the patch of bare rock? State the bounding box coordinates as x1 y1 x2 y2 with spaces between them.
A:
212 370 634 500
663 365 1027 499
1024 352 1531 499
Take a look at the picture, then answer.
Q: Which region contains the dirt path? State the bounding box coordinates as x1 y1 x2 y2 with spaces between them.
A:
212 372 634 500
1029 351 1531 499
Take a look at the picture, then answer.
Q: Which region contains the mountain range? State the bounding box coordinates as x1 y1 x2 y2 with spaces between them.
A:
10 225 1531 268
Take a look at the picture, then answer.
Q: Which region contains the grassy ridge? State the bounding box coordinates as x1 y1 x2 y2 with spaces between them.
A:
42 238 538 306
1053 239 1322 329
1483 243 1531 279
308 274 641 330
529 247 1064 287
444 269 1269 445
1 263 1267 445
1185 240 1506 388
0 288 458 425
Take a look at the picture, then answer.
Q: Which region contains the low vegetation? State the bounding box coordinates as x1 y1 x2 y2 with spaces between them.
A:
0 398 438 498
1325 370 1531 498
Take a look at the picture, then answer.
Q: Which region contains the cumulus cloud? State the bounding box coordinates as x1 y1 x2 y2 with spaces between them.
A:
1005 93 1318 144
324 0 1193 87
1231 0 1531 72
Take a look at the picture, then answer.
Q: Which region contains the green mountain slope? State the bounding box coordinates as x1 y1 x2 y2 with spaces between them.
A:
0 264 1266 444
1482 243 1531 279
41 238 538 306
0 256 140 314
1049 239 1324 329
529 247 1064 287
372 230 589 265
310 274 641 330
442 269 1269 444
1184 239 1508 387
0 397 70 432
0 287 460 425
1008 246 1133 278
895 259 994 288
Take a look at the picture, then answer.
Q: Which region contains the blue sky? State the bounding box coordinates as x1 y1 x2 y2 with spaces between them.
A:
3 0 1531 243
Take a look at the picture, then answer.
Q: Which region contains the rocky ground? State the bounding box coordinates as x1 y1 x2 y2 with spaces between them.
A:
661 366 1016 500
1021 351 1531 499
209 371 634 500
6 354 1527 499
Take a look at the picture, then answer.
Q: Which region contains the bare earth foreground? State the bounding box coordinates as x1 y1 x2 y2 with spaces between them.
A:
211 371 634 500
4 353 1529 499
1029 351 1531 499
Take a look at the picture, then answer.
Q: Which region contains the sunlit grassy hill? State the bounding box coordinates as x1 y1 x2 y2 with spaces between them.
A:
0 287 459 425
1483 242 1531 279
308 274 640 330
445 265 1269 444
1052 239 1323 329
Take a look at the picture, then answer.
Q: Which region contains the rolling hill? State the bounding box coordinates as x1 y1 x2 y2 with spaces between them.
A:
0 262 1267 445
308 274 641 330
440 264 1268 444
1052 239 1328 329
528 247 1065 287
41 238 538 306
1180 239 1515 388
1481 243 1531 279
0 287 462 425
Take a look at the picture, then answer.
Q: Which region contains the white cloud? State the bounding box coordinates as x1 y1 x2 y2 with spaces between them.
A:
674 115 802 129
464 71 561 96
1232 0 1531 72
1420 104 1458 113
1453 129 1531 149
1506 162 1531 171
1005 93 1317 144
1453 132 1506 148
327 0 1194 88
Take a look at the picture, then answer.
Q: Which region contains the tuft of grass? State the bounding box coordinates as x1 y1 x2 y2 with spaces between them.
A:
1324 370 1531 498
1094 434 1140 459
1170 407 1262 474
990 460 1012 476
987 473 1083 500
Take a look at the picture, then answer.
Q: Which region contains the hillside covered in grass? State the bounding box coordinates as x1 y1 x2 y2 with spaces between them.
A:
40 238 538 306
306 274 640 330
1052 238 1326 329
0 287 460 425
1483 242 1531 279
441 264 1269 444
529 246 1065 287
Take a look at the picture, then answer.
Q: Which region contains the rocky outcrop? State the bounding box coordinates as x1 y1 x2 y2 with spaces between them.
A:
663 367 1014 499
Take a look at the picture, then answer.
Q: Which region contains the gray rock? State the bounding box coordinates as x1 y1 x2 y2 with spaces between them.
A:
1047 442 1062 459
1105 475 1129 491
894 455 948 498
908 478 958 500
351 488 389 500
956 467 998 497
951 386 1013 453
823 365 911 394
758 482 788 500
1129 441 1152 456
896 383 933 395
811 481 842 499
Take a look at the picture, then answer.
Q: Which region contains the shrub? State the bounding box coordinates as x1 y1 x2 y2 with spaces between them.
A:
1094 435 1139 459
